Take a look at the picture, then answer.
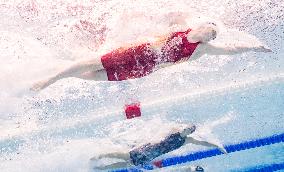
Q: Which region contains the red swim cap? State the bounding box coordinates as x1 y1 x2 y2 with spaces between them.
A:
124 103 141 119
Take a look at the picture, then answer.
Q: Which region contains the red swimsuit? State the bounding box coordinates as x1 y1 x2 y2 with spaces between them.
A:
101 29 199 81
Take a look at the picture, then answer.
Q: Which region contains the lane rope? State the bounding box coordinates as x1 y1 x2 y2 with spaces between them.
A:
112 133 284 172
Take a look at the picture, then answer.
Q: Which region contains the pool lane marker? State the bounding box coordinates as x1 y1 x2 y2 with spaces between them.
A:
112 132 284 172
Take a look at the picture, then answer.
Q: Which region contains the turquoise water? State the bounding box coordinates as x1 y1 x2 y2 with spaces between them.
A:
164 81 284 171
0 0 283 171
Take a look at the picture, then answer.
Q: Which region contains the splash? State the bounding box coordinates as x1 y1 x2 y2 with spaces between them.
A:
0 0 283 171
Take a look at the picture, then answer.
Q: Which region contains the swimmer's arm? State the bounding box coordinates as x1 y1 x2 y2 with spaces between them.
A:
184 137 227 154
94 152 130 160
166 11 189 27
94 161 131 170
205 43 272 55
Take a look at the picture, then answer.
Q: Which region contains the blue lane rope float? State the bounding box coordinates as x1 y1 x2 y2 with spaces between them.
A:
112 133 284 172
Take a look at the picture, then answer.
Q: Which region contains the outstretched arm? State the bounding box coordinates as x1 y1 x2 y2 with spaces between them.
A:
205 43 272 55
95 152 130 161
185 137 227 154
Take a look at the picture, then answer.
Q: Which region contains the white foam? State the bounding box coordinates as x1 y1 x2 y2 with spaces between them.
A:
0 0 283 171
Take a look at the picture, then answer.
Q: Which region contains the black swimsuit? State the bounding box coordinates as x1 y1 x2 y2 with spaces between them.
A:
129 132 186 166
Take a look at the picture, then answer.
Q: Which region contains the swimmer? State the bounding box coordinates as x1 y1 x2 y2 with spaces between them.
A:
31 22 272 91
90 124 226 170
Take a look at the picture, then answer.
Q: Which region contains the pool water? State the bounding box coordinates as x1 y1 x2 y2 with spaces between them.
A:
0 0 283 171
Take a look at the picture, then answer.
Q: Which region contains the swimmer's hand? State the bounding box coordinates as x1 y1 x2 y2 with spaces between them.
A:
90 155 99 161
253 46 272 53
217 145 228 154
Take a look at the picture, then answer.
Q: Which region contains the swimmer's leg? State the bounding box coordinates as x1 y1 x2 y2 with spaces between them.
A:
31 58 105 91
78 70 108 81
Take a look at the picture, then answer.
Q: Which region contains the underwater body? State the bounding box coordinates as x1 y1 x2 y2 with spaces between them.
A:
0 0 283 171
